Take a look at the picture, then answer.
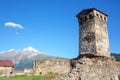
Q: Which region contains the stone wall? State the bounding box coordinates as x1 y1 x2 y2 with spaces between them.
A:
116 62 120 79
23 68 34 75
55 54 120 80
0 66 13 77
33 60 70 75
12 69 25 76
94 11 110 56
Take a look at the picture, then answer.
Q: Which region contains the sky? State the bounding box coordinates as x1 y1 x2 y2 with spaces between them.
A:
0 0 120 58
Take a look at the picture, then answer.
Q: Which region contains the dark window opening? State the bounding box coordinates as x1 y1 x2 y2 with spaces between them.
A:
10 72 12 74
118 75 120 80
84 16 87 21
104 17 106 20
80 18 83 21
79 77 81 80
100 15 102 19
96 14 99 17
39 72 42 74
89 14 92 18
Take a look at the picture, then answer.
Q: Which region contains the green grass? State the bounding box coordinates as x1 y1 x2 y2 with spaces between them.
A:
0 72 58 80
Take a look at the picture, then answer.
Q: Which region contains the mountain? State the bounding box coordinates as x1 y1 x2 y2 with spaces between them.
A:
0 47 67 70
0 47 119 70
111 53 120 61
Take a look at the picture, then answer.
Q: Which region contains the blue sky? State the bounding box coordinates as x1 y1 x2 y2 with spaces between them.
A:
0 0 120 58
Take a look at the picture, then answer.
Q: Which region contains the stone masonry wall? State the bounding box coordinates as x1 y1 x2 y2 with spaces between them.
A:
94 10 110 56
33 60 70 75
0 66 13 77
55 54 119 80
77 8 110 57
79 11 96 54
116 62 120 79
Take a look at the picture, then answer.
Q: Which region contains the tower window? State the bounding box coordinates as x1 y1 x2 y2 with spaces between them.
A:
80 18 83 21
118 75 120 80
96 14 99 17
100 15 102 20
84 16 87 21
104 17 106 20
89 14 92 18
79 77 81 80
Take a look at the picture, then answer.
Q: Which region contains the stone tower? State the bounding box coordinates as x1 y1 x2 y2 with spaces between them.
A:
76 8 110 57
55 8 120 80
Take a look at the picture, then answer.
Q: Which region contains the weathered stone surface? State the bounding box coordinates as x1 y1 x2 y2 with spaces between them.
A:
55 55 119 80
33 60 70 75
23 68 34 75
77 8 110 57
0 67 13 77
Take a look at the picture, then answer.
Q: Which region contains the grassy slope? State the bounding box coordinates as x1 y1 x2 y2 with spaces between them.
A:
0 72 58 80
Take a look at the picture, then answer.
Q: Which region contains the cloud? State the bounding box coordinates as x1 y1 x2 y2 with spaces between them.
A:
5 22 24 29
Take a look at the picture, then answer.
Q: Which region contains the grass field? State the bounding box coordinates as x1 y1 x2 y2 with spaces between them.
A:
0 72 58 80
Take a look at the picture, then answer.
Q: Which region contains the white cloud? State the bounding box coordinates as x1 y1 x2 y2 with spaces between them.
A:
5 22 24 29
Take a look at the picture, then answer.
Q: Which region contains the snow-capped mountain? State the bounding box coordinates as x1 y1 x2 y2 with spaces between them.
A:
23 47 38 53
0 47 66 70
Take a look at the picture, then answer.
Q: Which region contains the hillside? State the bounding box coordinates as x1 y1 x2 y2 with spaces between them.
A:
111 53 120 61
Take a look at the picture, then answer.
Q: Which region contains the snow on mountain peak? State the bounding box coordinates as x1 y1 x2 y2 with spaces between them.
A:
0 49 15 53
8 49 15 52
23 47 38 52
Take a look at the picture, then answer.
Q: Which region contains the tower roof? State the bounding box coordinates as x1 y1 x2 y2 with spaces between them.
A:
76 8 108 17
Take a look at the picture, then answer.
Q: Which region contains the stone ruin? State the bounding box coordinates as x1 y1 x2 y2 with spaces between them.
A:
54 8 120 80
33 60 70 75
